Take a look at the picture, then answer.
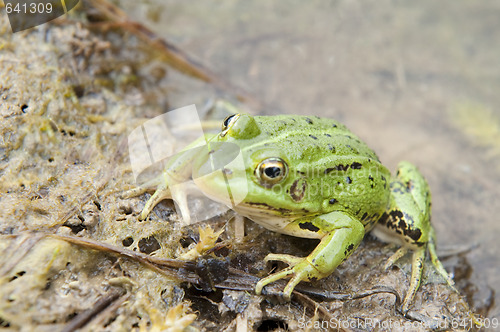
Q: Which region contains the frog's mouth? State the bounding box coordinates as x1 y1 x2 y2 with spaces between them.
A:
193 167 248 207
192 142 250 210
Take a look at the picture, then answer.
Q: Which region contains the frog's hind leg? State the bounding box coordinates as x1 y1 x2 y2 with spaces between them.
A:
374 161 455 313
403 247 426 313
428 227 457 291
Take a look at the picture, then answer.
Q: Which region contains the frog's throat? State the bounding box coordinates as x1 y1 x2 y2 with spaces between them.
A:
230 202 296 233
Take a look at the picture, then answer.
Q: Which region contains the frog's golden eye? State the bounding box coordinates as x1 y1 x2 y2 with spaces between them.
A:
221 114 240 136
256 158 288 188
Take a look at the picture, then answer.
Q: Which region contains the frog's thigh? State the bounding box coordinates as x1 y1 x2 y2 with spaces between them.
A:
374 162 431 248
287 211 365 276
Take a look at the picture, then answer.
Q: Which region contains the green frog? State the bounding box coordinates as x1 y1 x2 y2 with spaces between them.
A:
126 104 456 313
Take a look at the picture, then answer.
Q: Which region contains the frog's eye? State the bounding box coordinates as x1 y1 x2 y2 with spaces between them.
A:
221 114 240 136
255 158 288 188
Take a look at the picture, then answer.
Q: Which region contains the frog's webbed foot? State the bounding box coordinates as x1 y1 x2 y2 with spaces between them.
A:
384 233 457 313
122 175 193 222
255 254 323 301
120 177 173 220
138 181 195 224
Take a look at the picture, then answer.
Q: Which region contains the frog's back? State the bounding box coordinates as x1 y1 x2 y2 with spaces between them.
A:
252 115 378 160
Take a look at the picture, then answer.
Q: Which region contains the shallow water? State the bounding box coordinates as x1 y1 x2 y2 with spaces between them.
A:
122 0 500 321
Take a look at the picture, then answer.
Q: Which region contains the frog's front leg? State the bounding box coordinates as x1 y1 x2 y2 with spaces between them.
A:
123 136 211 221
255 211 365 300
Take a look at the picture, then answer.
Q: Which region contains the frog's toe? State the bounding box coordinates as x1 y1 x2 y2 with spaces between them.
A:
121 186 148 199
282 267 316 299
139 186 171 220
383 247 409 270
264 253 303 266
255 267 295 296
256 257 321 300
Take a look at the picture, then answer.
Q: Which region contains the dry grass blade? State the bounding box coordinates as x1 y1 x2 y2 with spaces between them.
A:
61 289 127 332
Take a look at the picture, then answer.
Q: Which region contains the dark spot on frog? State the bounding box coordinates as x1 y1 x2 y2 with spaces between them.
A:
305 117 313 124
332 123 338 128
299 222 320 233
361 212 368 220
346 144 357 153
338 164 350 171
378 210 423 243
346 176 352 184
324 168 334 174
309 134 318 140
344 243 355 256
368 175 375 188
325 133 331 137
325 164 356 173
247 202 293 214
351 162 362 169
381 175 387 189
327 144 335 152
406 180 414 191
290 178 307 202
391 182 407 195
